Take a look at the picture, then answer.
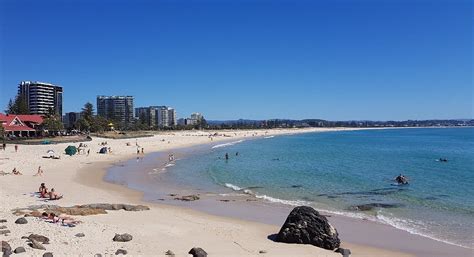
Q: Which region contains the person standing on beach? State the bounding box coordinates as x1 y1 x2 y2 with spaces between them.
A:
14 144 18 152
141 148 144 154
34 166 44 177
2 142 5 151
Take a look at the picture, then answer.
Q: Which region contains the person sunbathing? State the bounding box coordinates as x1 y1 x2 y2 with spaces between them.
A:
12 167 22 175
39 183 48 198
48 188 63 200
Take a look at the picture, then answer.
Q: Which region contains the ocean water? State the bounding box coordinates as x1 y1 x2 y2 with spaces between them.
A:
161 128 474 249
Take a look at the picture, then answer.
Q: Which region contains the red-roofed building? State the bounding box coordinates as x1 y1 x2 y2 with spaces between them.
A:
0 113 44 137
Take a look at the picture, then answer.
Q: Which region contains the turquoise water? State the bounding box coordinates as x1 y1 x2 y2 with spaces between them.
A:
163 128 474 248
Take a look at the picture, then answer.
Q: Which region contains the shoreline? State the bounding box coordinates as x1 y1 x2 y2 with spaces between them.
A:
94 132 472 257
0 128 470 256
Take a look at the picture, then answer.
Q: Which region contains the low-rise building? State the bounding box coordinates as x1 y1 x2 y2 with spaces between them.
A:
0 113 44 137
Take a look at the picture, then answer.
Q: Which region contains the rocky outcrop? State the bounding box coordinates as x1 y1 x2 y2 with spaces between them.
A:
11 204 150 217
113 234 133 242
174 195 200 201
275 206 340 250
348 203 403 211
188 247 207 257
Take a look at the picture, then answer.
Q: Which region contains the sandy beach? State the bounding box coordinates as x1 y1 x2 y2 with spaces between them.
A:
0 128 468 256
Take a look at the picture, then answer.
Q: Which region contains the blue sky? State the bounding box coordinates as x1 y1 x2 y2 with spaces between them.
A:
0 0 472 120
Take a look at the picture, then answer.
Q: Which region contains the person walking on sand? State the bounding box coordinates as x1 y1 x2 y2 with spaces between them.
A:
34 166 44 177
141 148 144 154
2 143 5 151
14 144 18 152
87 149 90 156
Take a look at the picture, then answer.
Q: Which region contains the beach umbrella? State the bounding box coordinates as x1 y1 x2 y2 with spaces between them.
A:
46 150 55 156
65 145 77 156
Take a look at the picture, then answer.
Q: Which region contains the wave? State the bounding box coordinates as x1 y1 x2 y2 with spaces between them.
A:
212 140 244 149
264 136 274 139
376 211 471 249
224 183 308 206
222 183 471 249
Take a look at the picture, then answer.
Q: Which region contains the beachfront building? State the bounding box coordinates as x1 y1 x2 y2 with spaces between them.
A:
97 96 134 126
155 106 177 128
185 112 203 125
0 113 44 137
135 106 157 127
63 112 82 129
18 81 63 116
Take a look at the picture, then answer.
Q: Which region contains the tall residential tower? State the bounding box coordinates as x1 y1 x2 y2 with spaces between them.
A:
18 81 63 116
96 96 134 126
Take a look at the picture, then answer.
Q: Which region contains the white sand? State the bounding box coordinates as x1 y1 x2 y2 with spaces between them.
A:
0 128 412 256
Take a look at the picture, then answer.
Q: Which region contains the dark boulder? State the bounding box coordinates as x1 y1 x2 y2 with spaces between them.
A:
112 234 133 242
14 218 27 224
13 247 26 254
29 239 46 250
25 234 50 244
275 206 340 250
43 253 53 257
75 233 85 238
1 241 11 257
188 247 207 257
335 248 351 257
115 249 127 255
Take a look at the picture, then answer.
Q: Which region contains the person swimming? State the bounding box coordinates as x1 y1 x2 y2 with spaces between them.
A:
395 174 408 184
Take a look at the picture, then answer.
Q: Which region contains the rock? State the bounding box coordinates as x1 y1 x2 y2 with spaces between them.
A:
75 233 85 238
94 254 102 257
26 234 50 244
1 241 11 256
0 230 10 235
112 234 133 242
115 249 127 255
29 239 46 250
13 247 26 254
14 218 27 224
43 253 53 257
0 226 6 230
165 250 175 256
0 220 6 223
335 248 351 257
275 206 340 250
259 250 267 254
174 195 200 201
348 203 403 211
188 247 207 257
